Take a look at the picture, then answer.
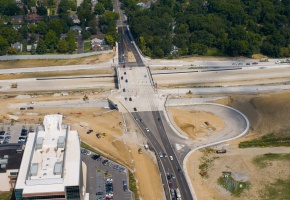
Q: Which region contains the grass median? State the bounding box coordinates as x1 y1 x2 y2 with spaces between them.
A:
239 133 290 148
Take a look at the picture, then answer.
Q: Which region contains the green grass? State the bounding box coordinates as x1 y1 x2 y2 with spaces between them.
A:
0 190 13 200
205 48 225 56
239 133 290 148
129 171 139 200
80 141 104 156
84 41 91 53
253 153 290 168
260 177 290 200
217 174 250 197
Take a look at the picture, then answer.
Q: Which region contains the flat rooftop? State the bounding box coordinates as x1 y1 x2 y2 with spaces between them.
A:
15 115 81 193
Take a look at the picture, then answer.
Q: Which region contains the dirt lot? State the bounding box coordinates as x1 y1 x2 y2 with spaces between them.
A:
0 68 114 80
170 92 290 199
169 107 225 139
0 52 115 69
0 93 163 200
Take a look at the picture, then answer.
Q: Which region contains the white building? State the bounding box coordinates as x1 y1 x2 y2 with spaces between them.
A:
15 115 83 200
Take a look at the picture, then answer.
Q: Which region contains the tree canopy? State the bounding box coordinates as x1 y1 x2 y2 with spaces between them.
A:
124 0 290 58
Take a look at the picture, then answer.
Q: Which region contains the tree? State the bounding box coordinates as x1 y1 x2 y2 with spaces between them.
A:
30 44 36 55
7 47 17 55
37 4 47 16
0 35 9 56
57 39 68 53
81 30 91 40
0 27 19 44
58 0 70 13
48 19 63 36
36 21 48 35
94 3 105 15
104 34 115 47
44 30 59 49
36 39 47 54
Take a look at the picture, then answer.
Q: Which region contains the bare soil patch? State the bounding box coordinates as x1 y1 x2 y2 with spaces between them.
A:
0 93 163 200
0 69 114 80
169 107 225 139
183 92 290 199
127 51 136 63
0 52 115 69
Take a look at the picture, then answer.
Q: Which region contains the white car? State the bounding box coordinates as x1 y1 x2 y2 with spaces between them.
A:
169 156 173 161
145 128 149 132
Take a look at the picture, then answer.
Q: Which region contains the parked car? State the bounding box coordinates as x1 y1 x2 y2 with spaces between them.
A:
133 107 137 111
96 133 101 138
169 156 173 161
252 62 258 64
87 129 93 134
20 107 25 110
21 129 28 136
216 149 227 154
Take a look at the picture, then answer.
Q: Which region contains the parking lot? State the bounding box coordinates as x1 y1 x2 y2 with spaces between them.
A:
0 123 38 145
81 148 134 200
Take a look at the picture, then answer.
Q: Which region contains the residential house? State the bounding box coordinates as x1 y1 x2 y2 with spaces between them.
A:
11 15 24 23
27 14 43 22
0 144 23 192
70 14 80 24
60 34 67 40
12 25 22 31
11 42 23 52
70 25 82 34
26 44 37 52
30 6 37 13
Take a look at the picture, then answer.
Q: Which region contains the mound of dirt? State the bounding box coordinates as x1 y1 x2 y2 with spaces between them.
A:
170 108 225 139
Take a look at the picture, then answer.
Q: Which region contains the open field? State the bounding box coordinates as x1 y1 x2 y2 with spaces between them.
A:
173 92 290 199
0 52 115 69
0 69 114 80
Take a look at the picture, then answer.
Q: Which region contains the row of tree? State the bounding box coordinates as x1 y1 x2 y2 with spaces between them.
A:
77 0 119 46
124 0 290 58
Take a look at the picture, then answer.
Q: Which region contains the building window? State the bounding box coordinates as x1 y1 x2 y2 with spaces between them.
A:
15 189 23 200
10 172 18 176
66 186 80 200
23 195 65 199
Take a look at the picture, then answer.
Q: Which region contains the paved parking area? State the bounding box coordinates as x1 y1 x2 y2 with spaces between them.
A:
81 149 134 200
0 123 38 145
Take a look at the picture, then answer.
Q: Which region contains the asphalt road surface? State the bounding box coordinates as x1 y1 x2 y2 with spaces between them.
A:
132 111 193 200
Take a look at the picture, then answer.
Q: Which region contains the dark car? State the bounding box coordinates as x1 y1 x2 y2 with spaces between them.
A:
87 129 93 134
246 63 250 65
178 168 182 173
96 133 101 138
21 129 28 136
27 107 34 110
129 97 132 101
96 192 103 195
121 76 123 80
20 107 25 110
123 88 126 92
124 72 126 75
123 64 125 68
125 79 128 83
216 149 227 154
133 107 137 111
0 131 5 135
252 62 258 64
91 154 100 160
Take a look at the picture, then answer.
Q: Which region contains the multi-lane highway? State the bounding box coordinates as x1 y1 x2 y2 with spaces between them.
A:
113 0 194 198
